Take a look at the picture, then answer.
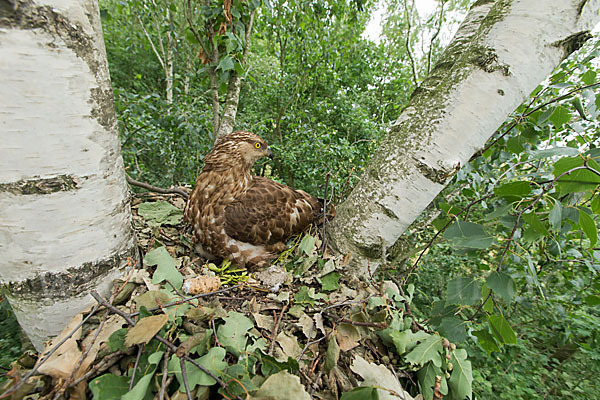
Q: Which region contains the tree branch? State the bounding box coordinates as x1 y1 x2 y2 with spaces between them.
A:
125 173 189 198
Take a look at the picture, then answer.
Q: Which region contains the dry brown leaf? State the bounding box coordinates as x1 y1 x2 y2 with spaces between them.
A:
135 290 171 310
125 314 169 347
275 331 302 361
182 276 221 295
314 312 326 336
297 313 315 339
37 314 84 380
335 323 361 351
252 313 275 331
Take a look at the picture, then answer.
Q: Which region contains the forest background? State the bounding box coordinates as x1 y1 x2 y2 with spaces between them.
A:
1 0 599 398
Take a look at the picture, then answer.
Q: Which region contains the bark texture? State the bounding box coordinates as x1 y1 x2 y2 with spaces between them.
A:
0 0 138 349
327 0 600 275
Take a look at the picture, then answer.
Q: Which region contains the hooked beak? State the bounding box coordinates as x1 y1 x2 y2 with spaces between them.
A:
266 148 273 159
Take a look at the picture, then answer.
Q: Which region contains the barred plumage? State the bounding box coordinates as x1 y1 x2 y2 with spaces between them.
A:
184 131 320 269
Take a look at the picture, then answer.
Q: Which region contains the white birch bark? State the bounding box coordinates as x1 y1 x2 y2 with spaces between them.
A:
214 11 256 142
328 0 600 275
0 0 138 350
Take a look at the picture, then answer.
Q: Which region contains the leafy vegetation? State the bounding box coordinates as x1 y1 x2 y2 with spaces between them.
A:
1 0 599 398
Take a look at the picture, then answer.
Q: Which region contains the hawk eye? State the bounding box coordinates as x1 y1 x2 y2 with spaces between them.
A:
255 142 261 149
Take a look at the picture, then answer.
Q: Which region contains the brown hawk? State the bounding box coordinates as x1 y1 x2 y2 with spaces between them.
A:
184 131 321 269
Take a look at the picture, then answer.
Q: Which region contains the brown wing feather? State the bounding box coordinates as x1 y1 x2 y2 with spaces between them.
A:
224 176 320 245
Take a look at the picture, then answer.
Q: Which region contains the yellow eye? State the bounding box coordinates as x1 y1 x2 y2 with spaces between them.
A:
255 142 261 149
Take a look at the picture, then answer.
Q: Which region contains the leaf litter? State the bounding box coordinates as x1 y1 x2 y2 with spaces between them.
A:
0 192 471 400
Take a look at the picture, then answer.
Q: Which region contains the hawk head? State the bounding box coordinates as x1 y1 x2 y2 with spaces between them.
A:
204 131 273 171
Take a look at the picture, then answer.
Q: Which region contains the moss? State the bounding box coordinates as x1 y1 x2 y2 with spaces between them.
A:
414 160 459 185
2 242 138 301
554 32 593 56
0 175 80 195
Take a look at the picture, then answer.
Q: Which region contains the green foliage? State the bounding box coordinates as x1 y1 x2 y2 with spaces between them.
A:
405 37 600 399
146 246 184 290
95 1 600 398
0 299 21 381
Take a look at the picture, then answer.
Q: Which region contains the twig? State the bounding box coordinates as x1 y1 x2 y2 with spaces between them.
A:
474 82 600 159
268 303 288 355
130 344 145 390
159 350 171 400
403 0 418 87
90 291 238 398
426 0 445 74
297 335 329 362
69 349 133 387
400 194 494 285
61 309 110 396
130 284 243 317
335 318 387 329
179 357 193 400
497 164 598 269
0 304 100 399
126 173 189 198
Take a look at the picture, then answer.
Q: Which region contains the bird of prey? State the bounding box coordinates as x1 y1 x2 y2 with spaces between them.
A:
184 131 321 269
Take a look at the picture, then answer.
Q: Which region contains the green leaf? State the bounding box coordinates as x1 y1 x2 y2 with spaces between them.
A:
107 328 127 352
405 334 443 367
584 295 600 305
324 336 340 373
579 209 598 247
581 69 596 85
224 362 259 396
531 147 580 159
260 353 299 376
472 329 499 355
481 285 494 313
418 362 445 400
488 314 517 345
294 286 327 306
549 105 572 129
553 155 600 194
146 246 183 290
123 359 160 400
448 349 473 400
216 311 253 357
494 181 532 199
486 272 516 302
591 196 600 214
340 387 379 400
320 271 341 292
389 329 430 355
444 221 493 249
505 136 524 154
571 98 587 120
89 374 129 400
217 55 235 71
522 212 550 237
438 317 467 343
446 277 481 306
137 201 183 226
549 200 563 231
483 203 512 221
169 347 227 389
298 234 315 255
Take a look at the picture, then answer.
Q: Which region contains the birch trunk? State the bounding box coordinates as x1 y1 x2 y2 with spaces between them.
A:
327 0 600 275
213 10 256 142
0 0 138 350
